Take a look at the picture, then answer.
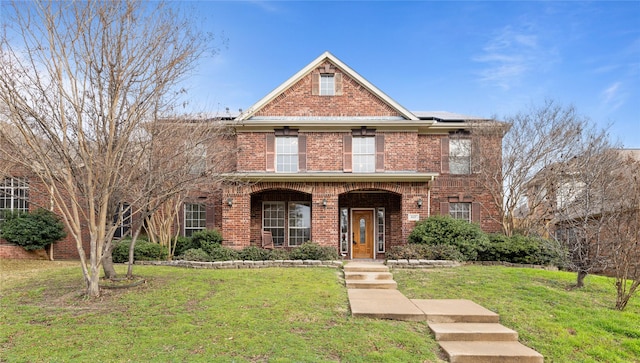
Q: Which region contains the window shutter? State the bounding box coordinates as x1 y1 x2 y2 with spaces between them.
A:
206 203 215 229
298 134 307 172
335 73 343 95
343 135 352 172
441 137 450 174
266 134 275 172
311 72 319 95
472 202 481 223
375 134 385 172
440 202 449 216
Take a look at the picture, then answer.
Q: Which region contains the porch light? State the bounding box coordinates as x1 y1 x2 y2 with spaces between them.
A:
417 198 423 208
227 198 233 206
322 199 327 207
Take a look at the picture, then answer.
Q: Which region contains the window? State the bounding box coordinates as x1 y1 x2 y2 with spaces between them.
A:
0 177 29 223
263 202 285 246
184 203 206 237
276 137 298 172
263 201 311 247
450 202 471 222
352 137 375 173
319 74 335 96
288 202 310 246
340 208 349 254
113 203 132 238
189 144 207 175
376 208 385 253
450 139 471 174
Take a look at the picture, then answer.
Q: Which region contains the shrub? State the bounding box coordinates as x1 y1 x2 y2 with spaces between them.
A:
112 238 168 263
172 236 193 257
239 246 272 261
289 242 338 260
181 248 211 262
408 215 489 261
386 244 464 261
207 245 240 261
478 234 566 266
190 229 223 254
267 248 290 260
0 208 66 250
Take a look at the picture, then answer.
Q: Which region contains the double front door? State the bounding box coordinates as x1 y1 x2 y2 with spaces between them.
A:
351 210 374 259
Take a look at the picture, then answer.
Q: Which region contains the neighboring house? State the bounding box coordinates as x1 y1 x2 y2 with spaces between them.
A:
1 51 505 260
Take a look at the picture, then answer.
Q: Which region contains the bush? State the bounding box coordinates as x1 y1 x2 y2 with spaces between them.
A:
386 244 464 261
239 246 272 261
0 208 66 250
112 238 168 263
289 242 338 260
181 248 210 262
207 245 240 261
478 234 566 266
267 248 290 260
408 215 489 261
172 236 193 257
190 229 223 255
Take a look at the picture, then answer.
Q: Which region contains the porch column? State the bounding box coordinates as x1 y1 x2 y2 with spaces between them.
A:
311 193 339 248
221 185 251 249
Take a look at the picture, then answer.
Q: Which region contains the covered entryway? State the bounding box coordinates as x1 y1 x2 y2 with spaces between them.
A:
351 209 374 258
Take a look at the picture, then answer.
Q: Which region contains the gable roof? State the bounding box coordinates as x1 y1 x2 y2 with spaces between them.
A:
236 51 418 121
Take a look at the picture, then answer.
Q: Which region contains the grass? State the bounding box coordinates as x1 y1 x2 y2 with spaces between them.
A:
394 266 640 363
0 261 440 363
1 261 638 362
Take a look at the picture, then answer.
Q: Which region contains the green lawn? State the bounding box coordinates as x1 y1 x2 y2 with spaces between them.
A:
394 266 640 363
1 261 638 362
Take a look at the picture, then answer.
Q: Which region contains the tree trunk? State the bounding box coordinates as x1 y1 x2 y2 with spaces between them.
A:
87 264 101 297
575 270 588 288
102 241 117 279
127 227 143 278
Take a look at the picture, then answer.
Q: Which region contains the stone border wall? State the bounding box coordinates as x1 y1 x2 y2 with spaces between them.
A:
385 259 462 269
136 260 343 269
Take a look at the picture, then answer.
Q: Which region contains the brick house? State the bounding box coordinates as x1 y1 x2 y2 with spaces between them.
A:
213 52 503 259
1 51 504 260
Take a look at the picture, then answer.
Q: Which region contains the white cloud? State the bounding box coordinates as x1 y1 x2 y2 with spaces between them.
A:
473 25 554 90
600 81 627 111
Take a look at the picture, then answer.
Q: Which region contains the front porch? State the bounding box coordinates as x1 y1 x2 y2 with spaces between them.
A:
221 181 432 259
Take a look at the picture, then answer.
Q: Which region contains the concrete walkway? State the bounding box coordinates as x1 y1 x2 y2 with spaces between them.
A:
344 261 544 363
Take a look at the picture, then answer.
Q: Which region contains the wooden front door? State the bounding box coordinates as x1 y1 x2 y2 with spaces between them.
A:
352 210 374 259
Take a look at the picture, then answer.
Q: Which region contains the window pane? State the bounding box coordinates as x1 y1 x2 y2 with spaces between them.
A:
450 139 471 175
184 203 206 236
319 74 335 96
288 202 310 246
449 203 471 222
0 178 29 223
276 137 298 172
264 202 285 246
352 137 375 173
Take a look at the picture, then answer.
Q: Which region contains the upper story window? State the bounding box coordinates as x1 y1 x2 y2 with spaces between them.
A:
276 136 299 172
450 139 471 175
0 177 29 223
352 137 376 173
189 144 207 175
319 74 335 96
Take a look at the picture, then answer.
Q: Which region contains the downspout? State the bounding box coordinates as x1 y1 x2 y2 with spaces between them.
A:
427 176 433 218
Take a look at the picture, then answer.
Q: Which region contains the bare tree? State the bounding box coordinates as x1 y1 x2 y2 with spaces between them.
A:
0 0 223 297
473 100 599 237
550 135 619 288
603 152 640 310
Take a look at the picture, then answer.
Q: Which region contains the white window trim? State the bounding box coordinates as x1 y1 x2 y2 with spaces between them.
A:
184 203 206 237
450 139 471 175
319 73 335 96
352 136 376 173
376 208 385 253
287 201 311 247
449 202 471 222
0 177 29 223
262 201 286 247
275 136 299 173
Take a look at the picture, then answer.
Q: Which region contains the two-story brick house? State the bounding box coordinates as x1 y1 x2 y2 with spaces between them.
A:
213 52 503 259
1 51 504 260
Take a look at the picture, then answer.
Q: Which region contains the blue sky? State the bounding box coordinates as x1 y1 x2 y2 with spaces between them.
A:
182 1 640 147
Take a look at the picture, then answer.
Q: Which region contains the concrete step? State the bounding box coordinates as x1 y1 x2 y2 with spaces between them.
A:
346 279 398 289
344 271 394 281
411 299 500 323
439 341 544 363
344 262 389 273
347 289 426 321
428 323 518 341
